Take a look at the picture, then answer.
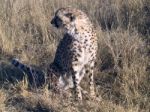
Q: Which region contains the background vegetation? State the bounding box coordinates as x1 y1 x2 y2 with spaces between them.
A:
0 0 149 111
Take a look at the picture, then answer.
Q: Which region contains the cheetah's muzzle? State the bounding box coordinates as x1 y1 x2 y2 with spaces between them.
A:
51 16 62 28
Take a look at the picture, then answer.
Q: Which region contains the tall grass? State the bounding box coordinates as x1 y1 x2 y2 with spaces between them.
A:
0 0 149 111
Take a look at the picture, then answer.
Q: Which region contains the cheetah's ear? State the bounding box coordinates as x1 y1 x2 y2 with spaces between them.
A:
65 13 75 21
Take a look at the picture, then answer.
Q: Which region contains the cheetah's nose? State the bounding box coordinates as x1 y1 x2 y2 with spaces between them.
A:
51 19 55 25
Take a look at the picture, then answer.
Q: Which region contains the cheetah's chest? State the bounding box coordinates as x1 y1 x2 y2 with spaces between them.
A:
72 33 97 63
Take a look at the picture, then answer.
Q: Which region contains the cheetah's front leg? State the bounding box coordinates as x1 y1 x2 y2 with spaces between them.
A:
71 65 83 100
88 62 96 98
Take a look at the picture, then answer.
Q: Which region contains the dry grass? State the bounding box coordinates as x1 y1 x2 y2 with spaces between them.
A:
0 0 149 112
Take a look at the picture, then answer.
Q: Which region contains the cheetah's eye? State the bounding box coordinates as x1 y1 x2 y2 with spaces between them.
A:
65 13 75 21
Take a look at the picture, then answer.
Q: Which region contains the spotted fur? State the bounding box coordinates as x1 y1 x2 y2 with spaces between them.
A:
50 7 98 100
11 59 62 90
11 59 45 87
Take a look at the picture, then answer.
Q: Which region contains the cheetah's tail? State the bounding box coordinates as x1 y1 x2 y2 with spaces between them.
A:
11 58 36 75
11 58 46 87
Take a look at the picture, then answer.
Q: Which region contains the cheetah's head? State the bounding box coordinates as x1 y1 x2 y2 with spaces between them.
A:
51 7 89 33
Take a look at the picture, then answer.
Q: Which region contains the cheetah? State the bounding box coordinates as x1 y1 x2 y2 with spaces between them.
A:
50 7 98 100
11 7 98 100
